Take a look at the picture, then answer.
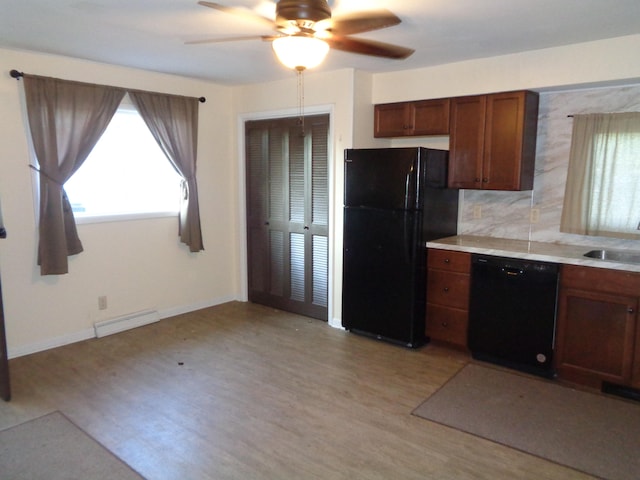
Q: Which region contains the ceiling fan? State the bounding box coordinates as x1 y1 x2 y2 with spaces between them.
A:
190 0 415 70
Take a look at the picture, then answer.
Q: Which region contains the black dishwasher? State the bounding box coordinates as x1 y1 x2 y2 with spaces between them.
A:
468 254 559 378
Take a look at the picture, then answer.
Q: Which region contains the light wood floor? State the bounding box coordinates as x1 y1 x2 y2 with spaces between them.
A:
0 302 595 479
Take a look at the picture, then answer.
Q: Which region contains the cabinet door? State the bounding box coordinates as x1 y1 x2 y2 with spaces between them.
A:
412 99 450 135
633 321 640 389
448 95 485 189
374 102 410 137
483 91 537 190
556 287 637 387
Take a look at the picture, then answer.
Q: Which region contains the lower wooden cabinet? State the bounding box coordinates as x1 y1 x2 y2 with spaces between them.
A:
426 249 471 349
556 265 640 389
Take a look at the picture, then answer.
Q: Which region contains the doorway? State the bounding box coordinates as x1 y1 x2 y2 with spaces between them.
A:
245 114 329 320
0 278 10 401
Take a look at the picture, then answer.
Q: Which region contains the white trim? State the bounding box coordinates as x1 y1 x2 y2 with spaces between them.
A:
7 295 241 359
94 309 160 338
75 210 178 225
237 105 335 321
8 328 95 359
158 294 239 319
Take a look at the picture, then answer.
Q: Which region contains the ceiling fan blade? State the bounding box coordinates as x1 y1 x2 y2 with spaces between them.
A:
197 1 274 29
186 35 277 45
325 9 401 35
325 35 414 59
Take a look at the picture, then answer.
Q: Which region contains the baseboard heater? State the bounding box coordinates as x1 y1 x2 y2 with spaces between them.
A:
93 309 159 338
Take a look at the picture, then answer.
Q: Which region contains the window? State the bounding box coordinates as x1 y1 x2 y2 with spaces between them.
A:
64 100 182 222
560 112 640 239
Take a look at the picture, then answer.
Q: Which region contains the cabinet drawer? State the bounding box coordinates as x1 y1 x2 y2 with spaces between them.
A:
561 264 640 296
426 304 468 347
428 249 471 273
427 270 470 309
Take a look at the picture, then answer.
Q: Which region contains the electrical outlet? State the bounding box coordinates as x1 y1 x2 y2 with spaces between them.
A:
530 208 540 223
473 205 482 219
98 296 108 310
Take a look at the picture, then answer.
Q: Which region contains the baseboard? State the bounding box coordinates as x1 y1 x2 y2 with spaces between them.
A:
158 294 238 319
7 295 242 359
8 328 95 359
94 309 160 338
329 317 344 330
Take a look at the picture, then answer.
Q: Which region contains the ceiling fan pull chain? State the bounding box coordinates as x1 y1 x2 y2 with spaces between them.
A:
297 67 305 135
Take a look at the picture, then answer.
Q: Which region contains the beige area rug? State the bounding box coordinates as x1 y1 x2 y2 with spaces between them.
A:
0 411 144 480
413 363 640 480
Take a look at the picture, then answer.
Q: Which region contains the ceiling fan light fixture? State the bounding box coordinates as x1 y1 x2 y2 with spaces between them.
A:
272 35 329 71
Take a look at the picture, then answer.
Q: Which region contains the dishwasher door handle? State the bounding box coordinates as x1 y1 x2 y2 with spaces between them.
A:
501 267 524 276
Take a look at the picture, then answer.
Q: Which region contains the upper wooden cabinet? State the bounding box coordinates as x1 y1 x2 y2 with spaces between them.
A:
374 99 450 137
448 90 539 191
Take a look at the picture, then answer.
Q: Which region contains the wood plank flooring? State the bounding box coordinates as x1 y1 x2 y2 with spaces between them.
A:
0 302 595 479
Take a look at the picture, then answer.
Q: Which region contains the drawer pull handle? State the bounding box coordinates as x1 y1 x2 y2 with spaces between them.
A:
628 308 634 314
444 258 450 263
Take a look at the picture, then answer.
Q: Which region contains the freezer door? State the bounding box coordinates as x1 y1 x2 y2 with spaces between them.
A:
342 207 426 347
344 148 422 210
344 148 449 210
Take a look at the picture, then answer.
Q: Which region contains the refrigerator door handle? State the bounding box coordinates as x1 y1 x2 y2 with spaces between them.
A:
404 169 412 210
403 211 413 264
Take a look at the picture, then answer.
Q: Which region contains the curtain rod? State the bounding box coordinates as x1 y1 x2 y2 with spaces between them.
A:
10 69 206 103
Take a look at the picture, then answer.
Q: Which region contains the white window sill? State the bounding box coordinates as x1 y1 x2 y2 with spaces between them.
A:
74 211 179 225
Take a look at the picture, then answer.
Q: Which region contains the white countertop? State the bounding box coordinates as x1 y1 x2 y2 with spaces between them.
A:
427 235 640 273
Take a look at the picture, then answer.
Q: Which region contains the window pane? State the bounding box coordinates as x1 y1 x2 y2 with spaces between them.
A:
589 132 640 233
561 113 640 238
64 106 181 218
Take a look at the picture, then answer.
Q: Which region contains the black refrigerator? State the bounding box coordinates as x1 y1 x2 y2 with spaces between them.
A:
342 147 459 348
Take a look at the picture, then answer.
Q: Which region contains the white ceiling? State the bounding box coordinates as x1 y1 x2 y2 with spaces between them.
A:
2 0 640 86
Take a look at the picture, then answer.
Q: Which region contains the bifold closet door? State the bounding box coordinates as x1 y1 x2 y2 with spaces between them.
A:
245 115 329 320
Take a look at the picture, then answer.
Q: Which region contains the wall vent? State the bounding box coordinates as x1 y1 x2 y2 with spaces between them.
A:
93 309 159 338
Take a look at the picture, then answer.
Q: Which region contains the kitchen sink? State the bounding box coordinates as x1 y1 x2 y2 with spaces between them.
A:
583 249 640 264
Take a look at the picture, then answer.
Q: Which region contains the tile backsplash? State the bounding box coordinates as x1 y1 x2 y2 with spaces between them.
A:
459 83 640 250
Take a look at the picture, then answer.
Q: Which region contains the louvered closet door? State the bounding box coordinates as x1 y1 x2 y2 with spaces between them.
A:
246 115 329 320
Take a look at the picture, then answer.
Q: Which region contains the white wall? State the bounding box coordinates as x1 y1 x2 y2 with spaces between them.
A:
3 33 640 354
0 48 241 357
372 34 640 102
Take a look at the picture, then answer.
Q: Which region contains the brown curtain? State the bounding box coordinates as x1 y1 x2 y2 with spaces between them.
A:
23 75 124 275
129 92 204 252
